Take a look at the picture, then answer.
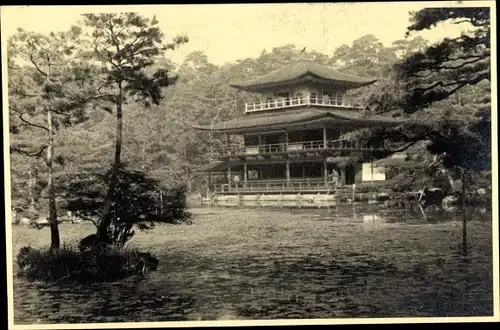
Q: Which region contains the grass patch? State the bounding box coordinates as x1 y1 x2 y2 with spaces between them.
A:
16 244 159 284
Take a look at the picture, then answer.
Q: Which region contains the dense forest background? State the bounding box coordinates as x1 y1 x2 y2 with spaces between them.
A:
8 24 491 213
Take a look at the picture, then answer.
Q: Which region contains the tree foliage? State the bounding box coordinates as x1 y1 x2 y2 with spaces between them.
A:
78 13 188 243
364 7 491 173
81 13 188 106
8 27 101 251
333 34 428 114
8 27 96 148
333 34 397 78
58 166 190 249
399 7 490 112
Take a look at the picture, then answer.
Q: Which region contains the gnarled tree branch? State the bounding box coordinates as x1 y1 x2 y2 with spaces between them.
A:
12 111 50 132
11 144 48 157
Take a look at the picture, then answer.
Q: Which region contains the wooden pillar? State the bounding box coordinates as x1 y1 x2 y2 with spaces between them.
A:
323 157 328 185
341 167 346 185
208 172 212 187
243 163 248 185
370 157 374 184
226 133 231 157
285 130 289 150
227 166 232 191
323 122 327 148
322 123 329 188
286 160 290 185
285 130 290 185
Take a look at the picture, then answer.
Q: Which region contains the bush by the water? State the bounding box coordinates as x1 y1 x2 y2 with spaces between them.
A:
16 244 159 283
58 166 192 248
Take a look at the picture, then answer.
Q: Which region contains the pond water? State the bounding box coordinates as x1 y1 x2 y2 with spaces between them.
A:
12 205 494 324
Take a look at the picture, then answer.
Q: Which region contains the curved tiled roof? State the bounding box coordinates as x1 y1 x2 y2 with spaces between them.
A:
193 107 404 133
230 62 377 91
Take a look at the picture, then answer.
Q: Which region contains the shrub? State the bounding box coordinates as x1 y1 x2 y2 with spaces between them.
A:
16 244 159 283
57 165 192 249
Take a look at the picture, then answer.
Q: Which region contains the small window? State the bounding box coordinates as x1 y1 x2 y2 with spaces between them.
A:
277 92 290 98
245 135 259 146
336 94 343 106
277 92 290 106
329 94 335 105
295 92 303 104
310 92 318 104
322 92 333 105
248 169 259 180
266 97 274 108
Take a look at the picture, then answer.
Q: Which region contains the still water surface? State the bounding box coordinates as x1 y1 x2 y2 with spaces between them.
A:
12 206 494 323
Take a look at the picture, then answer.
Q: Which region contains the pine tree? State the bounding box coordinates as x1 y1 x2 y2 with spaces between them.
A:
80 13 188 243
365 7 491 173
8 27 99 251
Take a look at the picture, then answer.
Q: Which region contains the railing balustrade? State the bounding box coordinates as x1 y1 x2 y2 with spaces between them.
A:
212 179 334 193
245 94 363 113
211 138 382 158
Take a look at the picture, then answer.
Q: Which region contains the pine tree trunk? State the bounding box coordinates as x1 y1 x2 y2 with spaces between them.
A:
47 109 60 252
27 170 36 206
96 87 123 242
461 169 467 209
34 164 39 202
461 168 468 254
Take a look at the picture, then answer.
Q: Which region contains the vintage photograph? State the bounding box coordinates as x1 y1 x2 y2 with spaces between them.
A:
2 2 497 328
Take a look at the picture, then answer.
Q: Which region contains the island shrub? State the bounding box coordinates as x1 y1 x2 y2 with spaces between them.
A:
17 244 158 283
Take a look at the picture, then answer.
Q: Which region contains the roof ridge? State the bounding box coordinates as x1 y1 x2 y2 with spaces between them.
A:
230 61 377 91
306 61 376 80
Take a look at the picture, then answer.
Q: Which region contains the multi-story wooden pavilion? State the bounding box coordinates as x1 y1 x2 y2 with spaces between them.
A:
194 61 404 207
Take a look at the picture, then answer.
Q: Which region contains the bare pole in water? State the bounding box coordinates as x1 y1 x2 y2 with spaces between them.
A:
461 168 468 255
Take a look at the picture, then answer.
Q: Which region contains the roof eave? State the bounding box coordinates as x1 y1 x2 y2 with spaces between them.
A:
199 161 228 172
193 113 405 133
230 77 378 92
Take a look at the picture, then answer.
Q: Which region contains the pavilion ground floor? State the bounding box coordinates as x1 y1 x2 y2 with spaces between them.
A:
207 159 387 194
202 158 400 207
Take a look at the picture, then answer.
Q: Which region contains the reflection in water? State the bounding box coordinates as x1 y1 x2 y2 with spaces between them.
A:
361 214 386 231
13 206 493 323
15 279 197 324
314 204 485 259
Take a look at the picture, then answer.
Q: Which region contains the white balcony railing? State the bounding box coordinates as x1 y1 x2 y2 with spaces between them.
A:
210 138 384 160
244 94 363 113
212 179 333 193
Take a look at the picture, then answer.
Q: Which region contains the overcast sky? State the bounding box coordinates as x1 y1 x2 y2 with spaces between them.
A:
0 2 486 66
